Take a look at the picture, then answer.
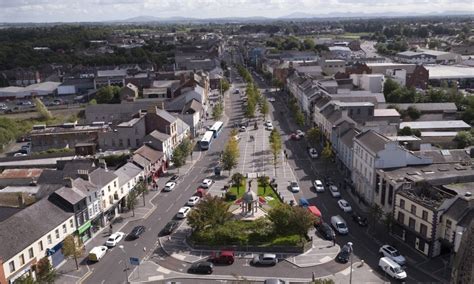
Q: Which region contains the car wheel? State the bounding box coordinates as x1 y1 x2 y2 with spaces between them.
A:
207 269 212 274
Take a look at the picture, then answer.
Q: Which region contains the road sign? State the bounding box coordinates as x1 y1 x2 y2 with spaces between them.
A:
129 257 140 266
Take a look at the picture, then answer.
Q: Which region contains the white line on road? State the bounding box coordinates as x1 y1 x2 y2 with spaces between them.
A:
177 193 182 200
165 203 174 212
118 260 122 264
134 243 138 246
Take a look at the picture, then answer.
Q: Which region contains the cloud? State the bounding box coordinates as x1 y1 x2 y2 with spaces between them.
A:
0 0 472 22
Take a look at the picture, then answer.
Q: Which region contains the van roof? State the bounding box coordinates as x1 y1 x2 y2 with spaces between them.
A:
380 257 400 267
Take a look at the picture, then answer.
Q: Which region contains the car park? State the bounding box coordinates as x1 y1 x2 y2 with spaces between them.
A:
336 244 352 263
379 245 406 266
187 196 200 206
176 206 191 219
329 185 341 198
331 215 349 235
201 179 213 188
105 232 125 247
289 181 300 193
352 212 368 226
313 180 324 192
189 261 213 274
161 220 179 236
378 257 407 280
308 148 318 158
128 225 146 240
163 182 176 192
316 222 335 240
251 253 278 266
209 250 235 265
337 199 352 212
88 246 108 262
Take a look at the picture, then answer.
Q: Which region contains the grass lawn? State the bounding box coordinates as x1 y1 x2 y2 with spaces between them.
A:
257 185 281 208
226 178 247 202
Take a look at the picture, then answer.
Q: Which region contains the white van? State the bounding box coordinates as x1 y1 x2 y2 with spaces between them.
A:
378 257 407 280
88 246 108 262
331 215 349 235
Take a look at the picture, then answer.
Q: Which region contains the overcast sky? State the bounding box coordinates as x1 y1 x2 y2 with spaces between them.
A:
0 0 472 22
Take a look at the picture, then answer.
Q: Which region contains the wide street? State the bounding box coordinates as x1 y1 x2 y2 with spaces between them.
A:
59 58 445 284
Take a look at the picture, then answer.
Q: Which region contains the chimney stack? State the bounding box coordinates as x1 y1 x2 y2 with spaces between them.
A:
64 177 74 188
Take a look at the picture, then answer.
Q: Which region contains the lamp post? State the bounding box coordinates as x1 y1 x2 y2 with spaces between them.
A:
118 245 129 284
348 242 353 284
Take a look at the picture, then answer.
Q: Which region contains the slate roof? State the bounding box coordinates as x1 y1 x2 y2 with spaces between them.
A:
355 130 389 153
182 99 203 115
155 108 177 124
0 198 73 261
444 198 473 223
134 145 164 163
147 130 171 142
340 128 360 148
114 162 143 187
89 168 117 188
54 186 87 205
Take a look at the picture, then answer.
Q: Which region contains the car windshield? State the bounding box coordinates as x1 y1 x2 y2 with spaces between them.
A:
291 182 298 187
337 223 347 229
392 250 401 257
394 266 404 273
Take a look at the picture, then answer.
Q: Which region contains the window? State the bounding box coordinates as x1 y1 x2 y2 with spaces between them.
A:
118 139 123 147
94 192 98 198
101 190 105 196
9 261 15 273
55 229 60 239
28 248 34 259
420 224 428 237
127 138 131 147
121 187 124 194
409 217 416 229
108 186 110 192
19 254 25 265
357 108 361 115
398 211 405 223
388 185 394 205
381 187 386 206
63 224 67 234
114 181 117 188
411 205 416 215
422 210 428 221
70 219 74 228
47 234 52 244
136 139 140 147
400 199 405 209
88 196 92 203
38 241 44 251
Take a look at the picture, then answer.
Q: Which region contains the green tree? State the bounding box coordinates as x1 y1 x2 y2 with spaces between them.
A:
369 204 384 228
15 274 36 284
135 181 148 207
62 235 83 270
290 206 317 240
321 142 333 175
96 85 121 104
35 257 57 284
406 106 421 120
244 99 256 119
260 99 269 119
267 204 293 235
231 172 244 194
454 131 473 148
88 99 97 105
187 195 233 231
178 137 193 158
258 175 270 194
303 38 315 50
219 78 230 93
221 136 240 175
212 102 224 121
383 212 395 234
306 127 321 148
269 129 282 170
171 146 186 173
295 110 305 127
34 98 53 120
126 189 138 217
383 78 400 98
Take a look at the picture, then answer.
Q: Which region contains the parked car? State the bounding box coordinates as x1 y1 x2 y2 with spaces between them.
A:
317 222 335 241
105 232 125 247
209 250 235 265
336 244 352 263
337 199 352 212
161 220 179 236
187 196 200 206
296 129 305 138
379 245 406 266
0 103 8 110
239 125 247 132
378 257 407 280
128 225 146 240
176 206 191 219
352 212 368 226
201 179 213 188
88 246 108 262
13 153 28 157
264 279 287 284
266 122 274 131
168 175 179 183
163 182 176 192
308 148 318 159
268 97 276 102
331 215 349 235
290 133 301 140
313 180 324 192
251 253 278 266
189 261 213 274
289 181 300 193
329 185 341 198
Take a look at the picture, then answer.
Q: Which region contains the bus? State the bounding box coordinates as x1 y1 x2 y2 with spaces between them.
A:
200 131 214 150
209 121 224 138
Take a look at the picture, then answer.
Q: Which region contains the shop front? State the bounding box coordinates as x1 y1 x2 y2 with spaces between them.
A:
77 220 92 243
7 259 36 284
46 242 64 267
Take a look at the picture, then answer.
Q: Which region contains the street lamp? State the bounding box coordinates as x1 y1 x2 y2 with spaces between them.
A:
118 245 129 284
347 242 353 284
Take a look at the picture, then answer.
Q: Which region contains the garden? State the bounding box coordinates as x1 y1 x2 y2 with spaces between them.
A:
224 173 281 208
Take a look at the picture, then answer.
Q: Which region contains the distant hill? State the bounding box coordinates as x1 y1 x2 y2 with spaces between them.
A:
279 10 473 19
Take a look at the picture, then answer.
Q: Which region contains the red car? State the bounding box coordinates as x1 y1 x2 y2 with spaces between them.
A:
209 250 235 265
290 133 301 140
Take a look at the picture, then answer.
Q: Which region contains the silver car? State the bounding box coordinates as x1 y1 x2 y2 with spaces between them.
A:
252 253 278 266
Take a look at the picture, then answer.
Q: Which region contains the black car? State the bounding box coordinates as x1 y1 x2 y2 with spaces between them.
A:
161 220 179 236
317 222 335 240
336 244 352 263
168 175 179 183
128 225 146 240
352 212 368 227
188 261 213 274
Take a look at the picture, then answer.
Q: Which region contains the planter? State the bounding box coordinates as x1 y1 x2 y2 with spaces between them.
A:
187 239 309 254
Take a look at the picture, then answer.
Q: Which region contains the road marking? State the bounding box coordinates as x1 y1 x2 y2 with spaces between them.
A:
148 227 152 231
134 243 138 246
184 184 191 192
118 260 122 264
165 203 173 212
